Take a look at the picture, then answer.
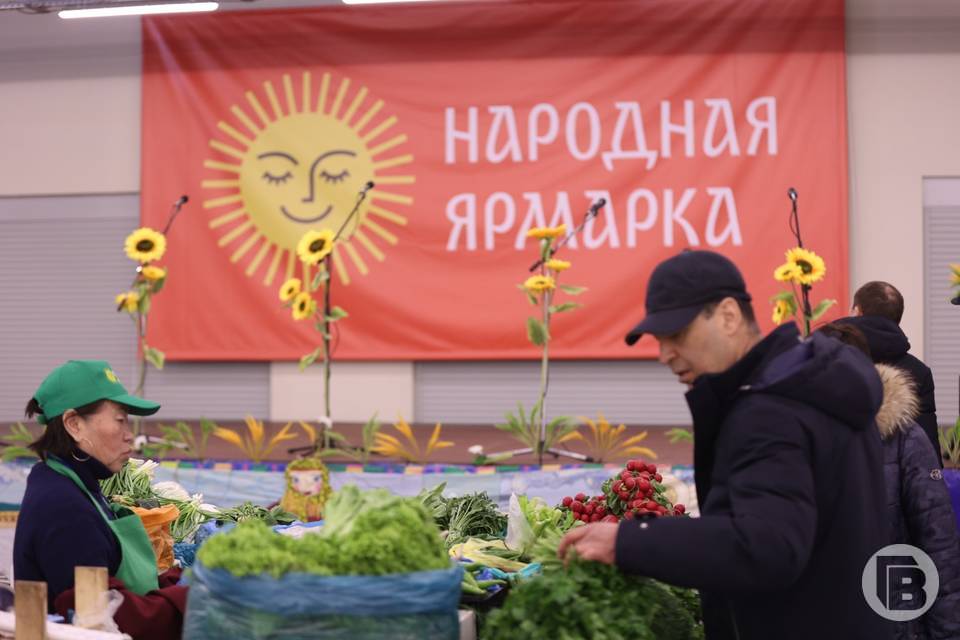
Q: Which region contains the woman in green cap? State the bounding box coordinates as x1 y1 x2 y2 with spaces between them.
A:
13 360 187 639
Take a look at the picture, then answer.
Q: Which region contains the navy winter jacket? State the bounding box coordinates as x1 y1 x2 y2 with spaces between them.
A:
615 324 892 640
841 315 941 467
874 364 960 640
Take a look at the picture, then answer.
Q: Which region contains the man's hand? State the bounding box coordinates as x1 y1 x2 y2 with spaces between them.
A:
557 522 618 565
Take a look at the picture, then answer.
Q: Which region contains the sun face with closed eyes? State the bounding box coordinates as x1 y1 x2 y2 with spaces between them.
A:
202 72 414 287
239 113 375 250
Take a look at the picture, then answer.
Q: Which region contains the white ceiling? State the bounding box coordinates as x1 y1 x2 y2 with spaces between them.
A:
2 0 959 66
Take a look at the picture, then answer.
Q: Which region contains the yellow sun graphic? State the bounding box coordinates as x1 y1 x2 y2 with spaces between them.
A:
201 72 414 287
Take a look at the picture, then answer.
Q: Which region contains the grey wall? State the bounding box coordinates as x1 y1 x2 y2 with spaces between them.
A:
415 360 690 425
0 194 269 421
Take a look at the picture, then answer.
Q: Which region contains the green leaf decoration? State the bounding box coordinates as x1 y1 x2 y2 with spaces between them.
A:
144 346 165 370
311 270 330 291
809 298 837 321
549 302 581 314
298 347 323 371
770 290 797 303
558 284 587 296
326 306 349 322
526 317 548 346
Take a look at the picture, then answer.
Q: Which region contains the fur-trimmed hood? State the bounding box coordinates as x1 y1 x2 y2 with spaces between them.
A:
875 363 919 439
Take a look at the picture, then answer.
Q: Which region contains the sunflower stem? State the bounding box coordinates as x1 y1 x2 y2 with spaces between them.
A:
133 312 148 438
322 257 332 450
787 281 803 337
787 196 815 336
537 266 551 465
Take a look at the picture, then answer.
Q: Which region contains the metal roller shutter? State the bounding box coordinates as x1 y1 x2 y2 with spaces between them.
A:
414 360 689 426
0 194 268 422
923 177 960 425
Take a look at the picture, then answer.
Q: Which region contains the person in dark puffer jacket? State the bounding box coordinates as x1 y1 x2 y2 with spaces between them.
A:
847 280 941 467
562 252 893 640
840 314 941 467
820 323 960 640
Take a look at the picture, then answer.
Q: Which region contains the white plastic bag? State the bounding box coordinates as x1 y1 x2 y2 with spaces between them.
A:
504 493 535 553
72 589 124 633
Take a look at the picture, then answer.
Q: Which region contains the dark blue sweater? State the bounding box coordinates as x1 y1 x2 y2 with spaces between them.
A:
13 455 121 610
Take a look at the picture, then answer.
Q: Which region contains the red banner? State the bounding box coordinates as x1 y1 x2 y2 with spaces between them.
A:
141 0 847 361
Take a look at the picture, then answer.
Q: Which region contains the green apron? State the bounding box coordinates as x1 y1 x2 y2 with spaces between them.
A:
46 458 160 595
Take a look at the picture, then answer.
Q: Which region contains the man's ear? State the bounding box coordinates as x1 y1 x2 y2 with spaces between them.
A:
718 297 743 335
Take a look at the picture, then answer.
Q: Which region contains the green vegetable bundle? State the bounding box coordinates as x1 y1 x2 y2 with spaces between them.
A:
102 459 221 543
482 559 703 640
505 494 580 560
100 458 158 504
481 527 702 639
100 459 298 543
199 486 450 578
418 483 507 547
185 488 462 640
215 502 296 527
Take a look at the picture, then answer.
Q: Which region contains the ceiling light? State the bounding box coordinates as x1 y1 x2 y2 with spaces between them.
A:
342 0 442 5
59 2 218 18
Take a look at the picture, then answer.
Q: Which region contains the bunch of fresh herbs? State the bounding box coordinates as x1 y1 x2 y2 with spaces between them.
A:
418 483 506 547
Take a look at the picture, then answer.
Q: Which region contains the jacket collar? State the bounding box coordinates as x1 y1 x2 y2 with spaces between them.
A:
684 324 803 502
49 452 113 496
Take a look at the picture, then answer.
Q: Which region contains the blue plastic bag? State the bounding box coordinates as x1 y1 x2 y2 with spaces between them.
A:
271 520 324 535
183 560 463 639
945 469 960 534
176 521 238 568
194 520 234 545
173 542 198 568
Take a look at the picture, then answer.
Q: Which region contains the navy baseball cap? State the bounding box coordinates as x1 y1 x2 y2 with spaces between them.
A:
625 250 752 345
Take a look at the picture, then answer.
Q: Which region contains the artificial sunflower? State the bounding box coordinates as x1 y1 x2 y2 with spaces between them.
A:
773 263 801 283
140 265 166 281
784 247 826 285
297 229 335 265
124 228 167 264
291 292 315 321
523 275 556 293
545 259 571 272
279 278 302 302
526 224 567 240
771 298 791 325
115 291 139 314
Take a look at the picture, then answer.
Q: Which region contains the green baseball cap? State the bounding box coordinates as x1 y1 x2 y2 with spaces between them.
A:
33 360 160 425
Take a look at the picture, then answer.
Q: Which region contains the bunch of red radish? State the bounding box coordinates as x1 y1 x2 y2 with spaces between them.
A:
559 459 686 523
560 492 618 524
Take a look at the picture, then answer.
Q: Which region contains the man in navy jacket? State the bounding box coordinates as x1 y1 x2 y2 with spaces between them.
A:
560 251 892 640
